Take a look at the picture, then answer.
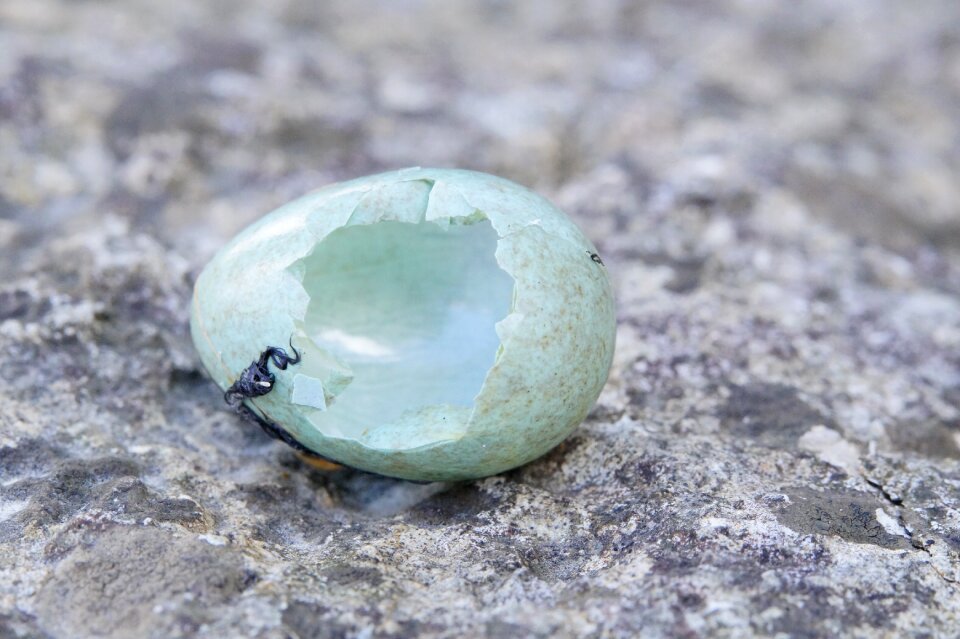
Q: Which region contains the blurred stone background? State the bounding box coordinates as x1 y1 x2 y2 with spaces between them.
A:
2 0 960 637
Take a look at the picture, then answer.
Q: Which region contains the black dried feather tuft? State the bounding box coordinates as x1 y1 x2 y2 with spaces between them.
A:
224 339 301 405
222 340 330 460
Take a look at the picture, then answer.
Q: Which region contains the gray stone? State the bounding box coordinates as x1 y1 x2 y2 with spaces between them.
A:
35 527 251 639
1 0 959 637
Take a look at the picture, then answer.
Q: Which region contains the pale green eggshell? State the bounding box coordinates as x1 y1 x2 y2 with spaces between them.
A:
190 168 616 481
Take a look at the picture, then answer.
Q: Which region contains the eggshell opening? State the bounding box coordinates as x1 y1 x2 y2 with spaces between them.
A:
291 217 515 449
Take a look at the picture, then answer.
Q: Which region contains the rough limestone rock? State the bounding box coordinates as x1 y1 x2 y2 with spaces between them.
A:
2 1 959 637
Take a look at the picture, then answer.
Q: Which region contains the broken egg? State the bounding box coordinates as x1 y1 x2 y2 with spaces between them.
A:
190 168 615 481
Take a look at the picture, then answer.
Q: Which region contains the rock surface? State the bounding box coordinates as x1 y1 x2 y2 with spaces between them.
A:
2 0 960 637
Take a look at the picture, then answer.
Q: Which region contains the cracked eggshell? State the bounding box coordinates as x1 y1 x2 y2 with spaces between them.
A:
190 168 616 481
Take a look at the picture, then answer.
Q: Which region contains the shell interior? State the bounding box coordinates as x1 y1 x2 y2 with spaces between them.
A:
290 217 514 450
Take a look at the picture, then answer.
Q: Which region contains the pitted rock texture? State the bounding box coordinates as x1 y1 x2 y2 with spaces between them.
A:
2 0 960 637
